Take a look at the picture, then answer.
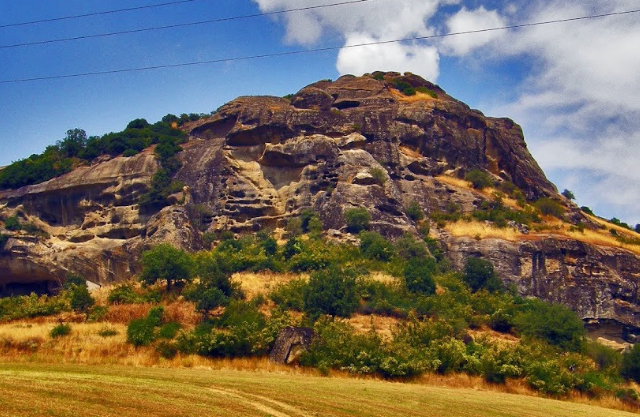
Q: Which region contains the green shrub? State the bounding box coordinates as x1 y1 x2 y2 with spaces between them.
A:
396 234 428 260
156 340 178 359
87 305 109 322
581 206 594 215
404 257 436 295
300 209 318 233
140 244 193 290
621 344 640 383
146 306 165 327
127 318 156 347
357 279 412 317
108 284 143 304
4 216 21 231
463 257 503 293
359 231 394 261
415 86 437 98
0 293 69 321
195 287 228 318
465 169 493 189
587 341 621 371
261 235 278 255
344 207 370 233
69 285 94 313
514 299 586 352
286 217 303 237
0 233 8 251
97 327 118 337
158 322 181 339
304 266 359 319
50 323 72 338
269 279 308 311
369 167 386 185
405 201 424 221
534 198 565 219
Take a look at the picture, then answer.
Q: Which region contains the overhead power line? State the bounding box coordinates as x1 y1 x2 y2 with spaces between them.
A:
1 8 639 85
0 0 374 49
0 0 203 29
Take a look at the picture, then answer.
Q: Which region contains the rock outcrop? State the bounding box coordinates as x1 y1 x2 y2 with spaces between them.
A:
1 72 639 339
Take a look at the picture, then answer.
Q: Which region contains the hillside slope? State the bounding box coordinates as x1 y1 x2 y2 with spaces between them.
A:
1 72 639 338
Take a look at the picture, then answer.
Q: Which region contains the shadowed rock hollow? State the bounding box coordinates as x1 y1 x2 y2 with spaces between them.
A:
1 72 639 339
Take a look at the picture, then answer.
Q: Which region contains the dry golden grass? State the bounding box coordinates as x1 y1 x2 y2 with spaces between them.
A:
444 220 524 241
394 90 439 103
347 314 401 340
435 174 471 189
399 145 423 159
1 363 637 417
233 271 309 300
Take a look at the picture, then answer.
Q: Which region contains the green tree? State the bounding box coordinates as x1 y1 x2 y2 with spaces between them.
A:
344 207 370 233
359 231 394 261
57 128 87 158
561 189 575 200
514 299 586 352
196 287 228 319
140 244 193 290
621 344 640 383
70 285 94 313
404 257 436 295
463 257 503 293
465 169 493 189
304 266 359 319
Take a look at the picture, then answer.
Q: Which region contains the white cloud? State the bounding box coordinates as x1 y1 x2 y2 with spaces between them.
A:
253 0 459 79
336 33 440 79
441 6 507 56
491 0 640 221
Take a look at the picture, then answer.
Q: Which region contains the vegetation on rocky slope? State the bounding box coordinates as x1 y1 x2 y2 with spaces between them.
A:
1 222 640 407
0 114 205 190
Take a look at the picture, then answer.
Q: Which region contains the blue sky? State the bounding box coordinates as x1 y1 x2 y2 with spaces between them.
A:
1 0 639 224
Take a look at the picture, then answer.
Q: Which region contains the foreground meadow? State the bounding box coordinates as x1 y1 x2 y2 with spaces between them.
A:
0 363 637 417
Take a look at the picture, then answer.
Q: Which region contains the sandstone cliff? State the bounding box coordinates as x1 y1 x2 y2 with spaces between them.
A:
1 72 638 338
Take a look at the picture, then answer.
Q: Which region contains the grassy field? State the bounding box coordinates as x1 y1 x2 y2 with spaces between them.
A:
0 363 637 417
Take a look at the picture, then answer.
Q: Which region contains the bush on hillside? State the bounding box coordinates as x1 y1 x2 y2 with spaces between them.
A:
514 299 586 352
344 207 370 233
0 233 8 252
50 323 72 338
463 257 503 293
3 216 21 231
359 231 394 261
465 169 493 189
534 198 565 219
405 201 425 221
404 257 436 295
304 266 359 319
269 279 308 311
140 244 193 291
621 344 640 383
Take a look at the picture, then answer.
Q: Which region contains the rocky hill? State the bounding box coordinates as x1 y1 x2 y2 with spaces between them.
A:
1 72 639 339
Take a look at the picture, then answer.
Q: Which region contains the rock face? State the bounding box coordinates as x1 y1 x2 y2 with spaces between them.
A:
446 236 640 338
269 327 314 364
1 72 639 338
